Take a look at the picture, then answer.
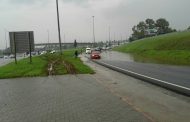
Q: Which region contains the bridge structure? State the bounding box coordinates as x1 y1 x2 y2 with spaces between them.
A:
35 42 94 51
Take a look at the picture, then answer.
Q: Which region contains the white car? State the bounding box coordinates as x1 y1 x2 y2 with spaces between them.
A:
85 48 91 54
3 55 9 59
40 51 47 55
50 50 56 54
9 54 15 58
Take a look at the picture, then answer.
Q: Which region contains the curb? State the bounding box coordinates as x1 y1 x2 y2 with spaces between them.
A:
87 56 190 96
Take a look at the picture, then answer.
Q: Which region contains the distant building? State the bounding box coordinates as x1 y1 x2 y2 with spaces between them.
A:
9 31 34 53
144 29 158 36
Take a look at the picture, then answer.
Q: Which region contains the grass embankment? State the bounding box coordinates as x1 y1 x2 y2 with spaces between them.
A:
0 49 94 79
114 31 190 65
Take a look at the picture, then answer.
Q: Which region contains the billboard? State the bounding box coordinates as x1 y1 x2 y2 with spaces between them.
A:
9 31 34 53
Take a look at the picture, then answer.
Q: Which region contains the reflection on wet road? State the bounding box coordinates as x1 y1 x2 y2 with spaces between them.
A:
99 51 190 89
101 51 134 62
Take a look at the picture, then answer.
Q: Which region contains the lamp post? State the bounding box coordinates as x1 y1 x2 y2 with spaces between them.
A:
56 0 62 53
92 16 95 47
4 29 7 50
109 26 111 46
47 30 50 51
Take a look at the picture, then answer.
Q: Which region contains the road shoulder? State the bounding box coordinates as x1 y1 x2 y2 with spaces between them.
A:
81 55 190 122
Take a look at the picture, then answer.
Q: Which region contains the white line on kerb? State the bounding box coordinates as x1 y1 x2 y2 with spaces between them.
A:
100 61 190 91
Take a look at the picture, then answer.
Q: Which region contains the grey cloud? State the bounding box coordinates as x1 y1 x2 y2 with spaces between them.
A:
8 0 51 5
7 0 88 7
60 0 89 7
62 0 88 3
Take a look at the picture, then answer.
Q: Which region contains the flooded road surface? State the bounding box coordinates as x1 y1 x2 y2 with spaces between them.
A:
99 51 190 91
101 51 135 62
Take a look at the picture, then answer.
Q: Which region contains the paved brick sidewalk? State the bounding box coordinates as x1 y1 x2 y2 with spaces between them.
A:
0 75 150 122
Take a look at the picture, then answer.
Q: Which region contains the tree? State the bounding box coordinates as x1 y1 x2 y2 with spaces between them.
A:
131 18 176 41
156 18 169 34
138 21 147 38
137 21 147 31
131 21 147 40
74 39 77 48
188 26 190 30
145 18 155 29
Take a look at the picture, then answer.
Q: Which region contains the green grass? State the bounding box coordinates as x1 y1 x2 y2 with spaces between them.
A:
0 56 48 79
62 50 94 74
114 31 190 65
0 49 94 79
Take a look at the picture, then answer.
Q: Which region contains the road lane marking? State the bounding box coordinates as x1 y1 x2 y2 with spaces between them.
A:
99 61 190 91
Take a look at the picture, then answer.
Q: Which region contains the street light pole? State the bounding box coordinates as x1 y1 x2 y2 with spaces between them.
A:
56 0 62 53
47 30 50 51
4 29 7 49
109 26 111 46
92 16 95 47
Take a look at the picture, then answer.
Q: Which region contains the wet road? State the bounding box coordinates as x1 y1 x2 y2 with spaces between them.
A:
99 51 190 89
0 58 13 66
0 57 25 67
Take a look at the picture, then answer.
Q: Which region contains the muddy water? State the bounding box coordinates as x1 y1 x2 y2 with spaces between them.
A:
101 51 135 62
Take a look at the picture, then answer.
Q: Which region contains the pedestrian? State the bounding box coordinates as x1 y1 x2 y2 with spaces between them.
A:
74 50 78 58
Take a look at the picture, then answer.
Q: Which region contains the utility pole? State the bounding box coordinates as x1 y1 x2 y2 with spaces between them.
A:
64 34 66 43
4 29 7 49
28 32 32 64
114 32 116 41
92 16 95 47
56 0 62 53
13 32 17 64
47 30 50 50
121 34 123 43
109 26 111 46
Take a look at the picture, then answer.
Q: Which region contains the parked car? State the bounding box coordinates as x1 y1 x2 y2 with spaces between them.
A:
85 48 91 54
90 51 101 59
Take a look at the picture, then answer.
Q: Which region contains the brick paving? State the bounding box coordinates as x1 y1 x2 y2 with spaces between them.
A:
0 75 150 122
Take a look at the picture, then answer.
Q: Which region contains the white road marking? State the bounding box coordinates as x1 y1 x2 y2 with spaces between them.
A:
99 61 190 91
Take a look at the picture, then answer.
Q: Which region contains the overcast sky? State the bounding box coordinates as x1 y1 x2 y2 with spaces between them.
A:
0 0 190 49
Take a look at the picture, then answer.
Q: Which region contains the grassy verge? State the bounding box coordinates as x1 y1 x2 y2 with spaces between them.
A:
0 49 94 79
114 31 190 66
62 50 94 74
0 56 47 79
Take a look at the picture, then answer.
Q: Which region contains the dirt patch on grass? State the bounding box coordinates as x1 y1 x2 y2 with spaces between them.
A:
63 60 77 74
47 58 77 75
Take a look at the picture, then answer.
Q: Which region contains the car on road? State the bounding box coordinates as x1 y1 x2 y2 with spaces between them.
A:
86 48 91 54
3 55 9 59
95 47 102 52
50 50 56 54
9 54 15 58
40 51 47 55
90 51 101 59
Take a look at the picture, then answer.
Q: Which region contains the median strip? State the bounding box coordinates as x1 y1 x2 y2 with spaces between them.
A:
0 49 94 79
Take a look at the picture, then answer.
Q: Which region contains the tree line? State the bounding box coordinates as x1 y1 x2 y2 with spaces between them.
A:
129 18 177 41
